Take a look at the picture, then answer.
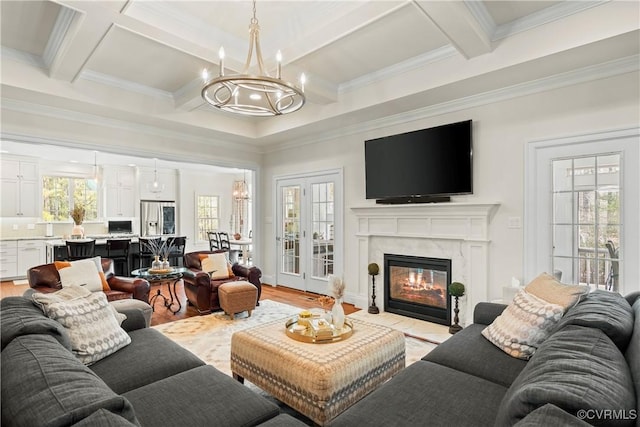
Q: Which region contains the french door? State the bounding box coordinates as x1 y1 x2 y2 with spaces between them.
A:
275 170 343 295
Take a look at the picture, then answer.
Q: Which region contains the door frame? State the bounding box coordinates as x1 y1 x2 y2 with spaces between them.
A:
273 168 344 293
524 127 639 292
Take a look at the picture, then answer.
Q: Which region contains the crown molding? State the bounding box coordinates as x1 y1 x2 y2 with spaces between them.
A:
1 98 261 154
42 6 78 70
464 1 496 40
492 1 607 41
268 55 639 153
1 47 45 69
340 45 459 94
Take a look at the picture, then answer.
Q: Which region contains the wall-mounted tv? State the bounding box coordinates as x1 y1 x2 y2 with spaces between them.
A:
365 120 472 203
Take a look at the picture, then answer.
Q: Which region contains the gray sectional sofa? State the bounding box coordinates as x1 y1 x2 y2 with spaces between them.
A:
0 295 306 427
333 290 640 427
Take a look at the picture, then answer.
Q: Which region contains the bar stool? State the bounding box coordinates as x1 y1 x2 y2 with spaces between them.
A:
167 236 186 267
135 237 161 269
66 240 96 261
106 239 131 276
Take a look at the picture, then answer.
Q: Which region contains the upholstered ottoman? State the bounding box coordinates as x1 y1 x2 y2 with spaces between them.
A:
219 281 258 319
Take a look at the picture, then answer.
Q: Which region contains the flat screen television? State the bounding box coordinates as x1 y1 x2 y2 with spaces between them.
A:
365 120 472 203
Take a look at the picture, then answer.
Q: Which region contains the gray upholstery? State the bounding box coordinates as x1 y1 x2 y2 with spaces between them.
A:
625 300 640 416
89 328 205 394
553 290 634 351
258 414 310 427
473 301 507 325
0 296 71 351
110 299 153 331
514 404 591 427
423 323 527 387
496 325 636 426
1 334 139 427
332 360 507 427
1 294 297 426
123 365 280 427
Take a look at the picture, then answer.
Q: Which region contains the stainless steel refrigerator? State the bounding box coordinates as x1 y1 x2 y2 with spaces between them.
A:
140 201 176 236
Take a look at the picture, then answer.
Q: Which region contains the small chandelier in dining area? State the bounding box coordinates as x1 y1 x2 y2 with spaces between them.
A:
201 0 306 116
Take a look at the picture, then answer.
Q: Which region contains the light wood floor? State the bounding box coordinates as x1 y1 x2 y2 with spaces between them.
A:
0 280 359 326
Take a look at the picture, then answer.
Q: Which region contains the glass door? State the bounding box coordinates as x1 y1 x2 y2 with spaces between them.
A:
276 170 343 294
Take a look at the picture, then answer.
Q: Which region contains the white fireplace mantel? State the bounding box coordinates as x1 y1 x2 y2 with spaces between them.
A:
350 202 500 325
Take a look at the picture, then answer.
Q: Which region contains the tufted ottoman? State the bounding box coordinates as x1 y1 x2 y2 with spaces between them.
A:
219 280 258 319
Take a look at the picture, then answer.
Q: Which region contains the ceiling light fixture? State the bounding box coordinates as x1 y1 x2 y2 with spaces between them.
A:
201 0 306 116
148 158 164 193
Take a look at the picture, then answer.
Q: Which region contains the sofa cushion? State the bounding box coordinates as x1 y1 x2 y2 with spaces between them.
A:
0 296 71 351
71 409 139 427
624 300 640 416
123 365 279 426
496 325 636 427
332 360 507 427
1 334 138 427
482 289 564 360
514 404 591 427
553 290 634 351
90 328 205 394
32 286 131 365
423 324 527 387
524 272 589 309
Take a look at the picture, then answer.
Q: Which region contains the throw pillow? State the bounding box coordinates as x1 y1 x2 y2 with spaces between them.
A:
482 289 564 360
55 257 110 292
32 285 130 365
524 272 588 310
199 253 233 280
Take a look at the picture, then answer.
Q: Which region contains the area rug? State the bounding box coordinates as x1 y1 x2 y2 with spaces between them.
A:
152 300 436 377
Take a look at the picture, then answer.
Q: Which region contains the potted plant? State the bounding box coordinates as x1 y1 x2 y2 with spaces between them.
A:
368 262 380 314
448 281 465 334
70 205 86 238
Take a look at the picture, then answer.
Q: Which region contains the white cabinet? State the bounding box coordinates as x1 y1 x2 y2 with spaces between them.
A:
0 241 18 279
17 240 45 276
1 158 39 217
139 168 177 201
104 167 135 217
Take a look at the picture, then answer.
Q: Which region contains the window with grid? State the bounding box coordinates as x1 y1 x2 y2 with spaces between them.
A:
552 154 621 291
42 176 98 222
196 195 219 241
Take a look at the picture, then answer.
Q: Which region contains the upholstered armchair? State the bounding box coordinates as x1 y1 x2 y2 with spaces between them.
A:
182 250 262 315
28 258 151 303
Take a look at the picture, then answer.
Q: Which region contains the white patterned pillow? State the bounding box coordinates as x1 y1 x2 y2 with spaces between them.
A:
32 285 130 365
201 252 230 280
482 289 564 360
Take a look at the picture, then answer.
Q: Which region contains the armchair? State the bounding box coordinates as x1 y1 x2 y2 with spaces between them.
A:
182 250 262 315
28 258 151 303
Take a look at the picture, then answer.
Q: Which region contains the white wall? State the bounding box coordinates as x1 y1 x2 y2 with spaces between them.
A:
260 71 640 304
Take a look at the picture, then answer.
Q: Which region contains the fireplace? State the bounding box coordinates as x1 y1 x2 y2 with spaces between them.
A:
384 254 451 326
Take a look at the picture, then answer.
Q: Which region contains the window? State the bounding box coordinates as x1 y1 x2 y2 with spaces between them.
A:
552 155 620 291
196 195 219 241
42 176 98 222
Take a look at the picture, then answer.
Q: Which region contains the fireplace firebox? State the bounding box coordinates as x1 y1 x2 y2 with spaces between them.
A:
384 254 451 326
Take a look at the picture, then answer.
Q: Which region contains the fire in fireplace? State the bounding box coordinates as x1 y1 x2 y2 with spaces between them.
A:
384 254 451 326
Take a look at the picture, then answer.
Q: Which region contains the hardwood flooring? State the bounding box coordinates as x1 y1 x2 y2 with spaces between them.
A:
0 279 359 326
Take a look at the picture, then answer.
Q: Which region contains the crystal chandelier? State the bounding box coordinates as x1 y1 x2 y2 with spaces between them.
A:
201 0 306 116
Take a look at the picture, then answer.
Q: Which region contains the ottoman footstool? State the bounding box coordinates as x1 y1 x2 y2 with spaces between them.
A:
219 281 258 319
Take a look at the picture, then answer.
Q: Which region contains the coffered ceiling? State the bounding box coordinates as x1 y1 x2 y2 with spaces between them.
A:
1 1 638 152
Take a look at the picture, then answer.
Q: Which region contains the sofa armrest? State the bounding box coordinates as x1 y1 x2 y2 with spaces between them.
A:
232 264 262 282
108 276 150 304
473 302 507 325
183 269 213 287
110 299 152 331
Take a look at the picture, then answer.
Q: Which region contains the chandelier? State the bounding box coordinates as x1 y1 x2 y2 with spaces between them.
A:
147 158 164 193
201 0 306 116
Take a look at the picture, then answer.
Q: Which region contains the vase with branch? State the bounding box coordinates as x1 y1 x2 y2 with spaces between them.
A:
448 282 465 334
70 205 86 238
368 263 380 314
328 275 346 330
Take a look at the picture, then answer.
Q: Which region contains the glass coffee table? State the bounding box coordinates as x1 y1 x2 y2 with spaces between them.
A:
131 267 187 314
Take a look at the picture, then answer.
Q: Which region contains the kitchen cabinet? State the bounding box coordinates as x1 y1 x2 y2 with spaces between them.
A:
104 167 135 217
0 241 18 279
17 240 45 277
1 158 39 217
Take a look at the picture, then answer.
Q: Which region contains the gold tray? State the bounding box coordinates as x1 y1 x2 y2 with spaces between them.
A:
148 268 174 274
285 316 353 343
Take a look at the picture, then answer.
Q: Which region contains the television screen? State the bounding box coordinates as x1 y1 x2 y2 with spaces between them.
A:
365 120 472 201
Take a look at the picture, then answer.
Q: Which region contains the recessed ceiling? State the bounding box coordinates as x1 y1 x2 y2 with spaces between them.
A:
0 0 637 152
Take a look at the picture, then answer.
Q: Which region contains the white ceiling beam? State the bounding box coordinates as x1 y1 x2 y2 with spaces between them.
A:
412 0 492 59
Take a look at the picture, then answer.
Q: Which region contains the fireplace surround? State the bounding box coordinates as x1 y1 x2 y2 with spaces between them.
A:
384 254 451 325
352 203 499 325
